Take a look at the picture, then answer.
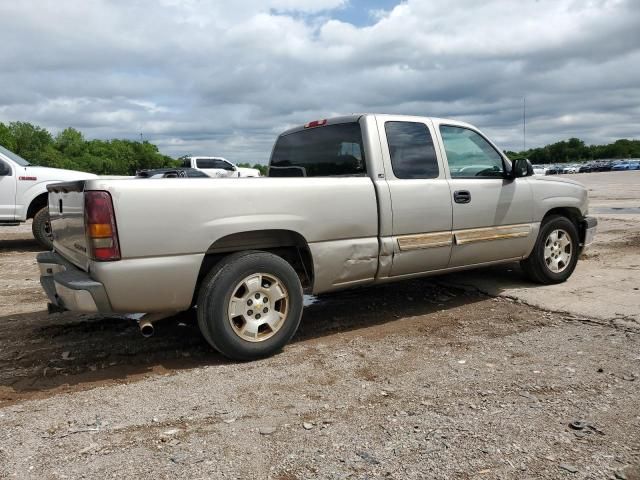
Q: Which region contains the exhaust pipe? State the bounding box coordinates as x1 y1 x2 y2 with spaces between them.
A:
133 312 175 338
139 318 154 337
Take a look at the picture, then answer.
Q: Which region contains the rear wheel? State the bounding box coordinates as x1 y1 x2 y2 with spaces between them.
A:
521 215 579 284
32 207 53 250
197 251 304 360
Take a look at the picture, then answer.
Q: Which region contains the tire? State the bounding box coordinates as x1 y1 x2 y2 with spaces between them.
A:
520 215 579 284
32 207 53 250
197 250 304 361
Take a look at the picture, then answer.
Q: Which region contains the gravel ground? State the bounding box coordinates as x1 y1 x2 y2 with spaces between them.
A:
0 172 638 479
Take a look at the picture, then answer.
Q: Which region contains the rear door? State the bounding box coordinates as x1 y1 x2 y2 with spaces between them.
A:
376 115 453 276
435 123 534 267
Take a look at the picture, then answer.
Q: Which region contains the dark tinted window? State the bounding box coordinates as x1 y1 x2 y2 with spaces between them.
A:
196 158 233 170
269 123 366 177
439 126 504 178
385 122 439 179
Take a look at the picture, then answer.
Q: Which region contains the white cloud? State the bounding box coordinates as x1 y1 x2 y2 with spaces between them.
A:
0 0 638 162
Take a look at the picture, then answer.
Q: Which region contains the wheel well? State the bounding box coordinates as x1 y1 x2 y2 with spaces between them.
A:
193 230 314 304
542 207 585 242
27 193 48 219
542 207 582 228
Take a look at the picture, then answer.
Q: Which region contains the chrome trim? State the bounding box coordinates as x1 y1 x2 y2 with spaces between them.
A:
454 223 532 245
396 223 534 251
397 232 453 251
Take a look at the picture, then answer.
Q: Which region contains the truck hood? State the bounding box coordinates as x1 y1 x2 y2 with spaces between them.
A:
531 175 585 188
24 165 97 180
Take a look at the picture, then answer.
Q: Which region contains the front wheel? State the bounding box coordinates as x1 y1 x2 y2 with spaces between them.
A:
197 251 304 360
32 207 53 250
520 215 579 284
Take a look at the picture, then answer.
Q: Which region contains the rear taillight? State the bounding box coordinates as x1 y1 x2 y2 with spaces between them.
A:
84 191 121 261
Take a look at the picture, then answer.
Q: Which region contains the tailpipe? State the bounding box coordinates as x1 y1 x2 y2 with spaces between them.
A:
139 318 154 337
132 312 175 338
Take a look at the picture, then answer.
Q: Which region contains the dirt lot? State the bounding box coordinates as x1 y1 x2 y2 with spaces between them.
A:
0 172 638 479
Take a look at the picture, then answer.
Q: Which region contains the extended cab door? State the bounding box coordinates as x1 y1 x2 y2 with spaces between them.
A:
0 159 16 220
375 116 453 277
434 122 534 267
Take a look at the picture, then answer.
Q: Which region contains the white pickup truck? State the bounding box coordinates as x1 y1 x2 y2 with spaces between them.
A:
180 156 261 177
0 145 96 248
39 114 597 360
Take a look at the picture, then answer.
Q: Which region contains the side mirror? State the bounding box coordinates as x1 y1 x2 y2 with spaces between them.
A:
512 158 534 178
0 162 10 176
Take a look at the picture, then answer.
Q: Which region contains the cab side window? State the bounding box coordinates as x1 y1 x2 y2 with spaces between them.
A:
0 160 10 176
440 126 504 178
385 121 439 179
196 158 234 170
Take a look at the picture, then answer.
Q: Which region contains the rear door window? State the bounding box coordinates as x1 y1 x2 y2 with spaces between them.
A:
385 121 439 179
269 122 366 177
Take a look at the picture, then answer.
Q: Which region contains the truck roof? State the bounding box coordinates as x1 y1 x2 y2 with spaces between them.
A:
278 114 475 137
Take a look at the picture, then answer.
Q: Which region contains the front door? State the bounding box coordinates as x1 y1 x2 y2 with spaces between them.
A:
0 160 16 221
436 124 534 267
376 116 454 276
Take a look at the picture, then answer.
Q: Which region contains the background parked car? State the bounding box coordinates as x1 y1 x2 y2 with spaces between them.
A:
532 165 548 175
181 156 261 177
562 164 579 174
136 168 210 178
612 162 640 170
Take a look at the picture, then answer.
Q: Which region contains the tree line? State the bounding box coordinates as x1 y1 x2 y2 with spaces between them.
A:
0 121 180 175
0 121 269 175
506 137 640 164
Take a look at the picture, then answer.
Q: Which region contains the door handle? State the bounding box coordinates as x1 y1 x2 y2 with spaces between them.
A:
453 190 471 204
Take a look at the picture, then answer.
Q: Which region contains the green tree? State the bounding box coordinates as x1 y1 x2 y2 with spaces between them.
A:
8 121 53 164
55 127 86 158
0 122 15 150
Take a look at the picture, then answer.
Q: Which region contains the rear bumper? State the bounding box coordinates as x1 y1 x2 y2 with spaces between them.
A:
580 216 597 248
37 252 112 313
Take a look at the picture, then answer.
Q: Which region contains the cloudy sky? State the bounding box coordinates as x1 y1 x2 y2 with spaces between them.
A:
1 0 638 163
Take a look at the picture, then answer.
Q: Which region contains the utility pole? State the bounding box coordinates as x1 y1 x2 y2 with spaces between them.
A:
140 133 143 142
523 96 526 152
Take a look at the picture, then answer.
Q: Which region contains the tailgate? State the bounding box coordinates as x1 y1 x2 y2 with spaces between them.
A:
47 181 90 271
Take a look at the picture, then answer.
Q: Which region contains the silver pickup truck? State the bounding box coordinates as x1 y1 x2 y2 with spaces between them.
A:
38 114 597 360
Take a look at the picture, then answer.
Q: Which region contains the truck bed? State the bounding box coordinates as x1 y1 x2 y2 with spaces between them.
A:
48 176 380 311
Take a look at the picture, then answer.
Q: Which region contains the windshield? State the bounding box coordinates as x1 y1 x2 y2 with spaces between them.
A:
0 145 31 166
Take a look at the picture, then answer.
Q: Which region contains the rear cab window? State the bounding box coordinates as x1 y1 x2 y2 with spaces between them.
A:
385 121 439 179
269 122 366 177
